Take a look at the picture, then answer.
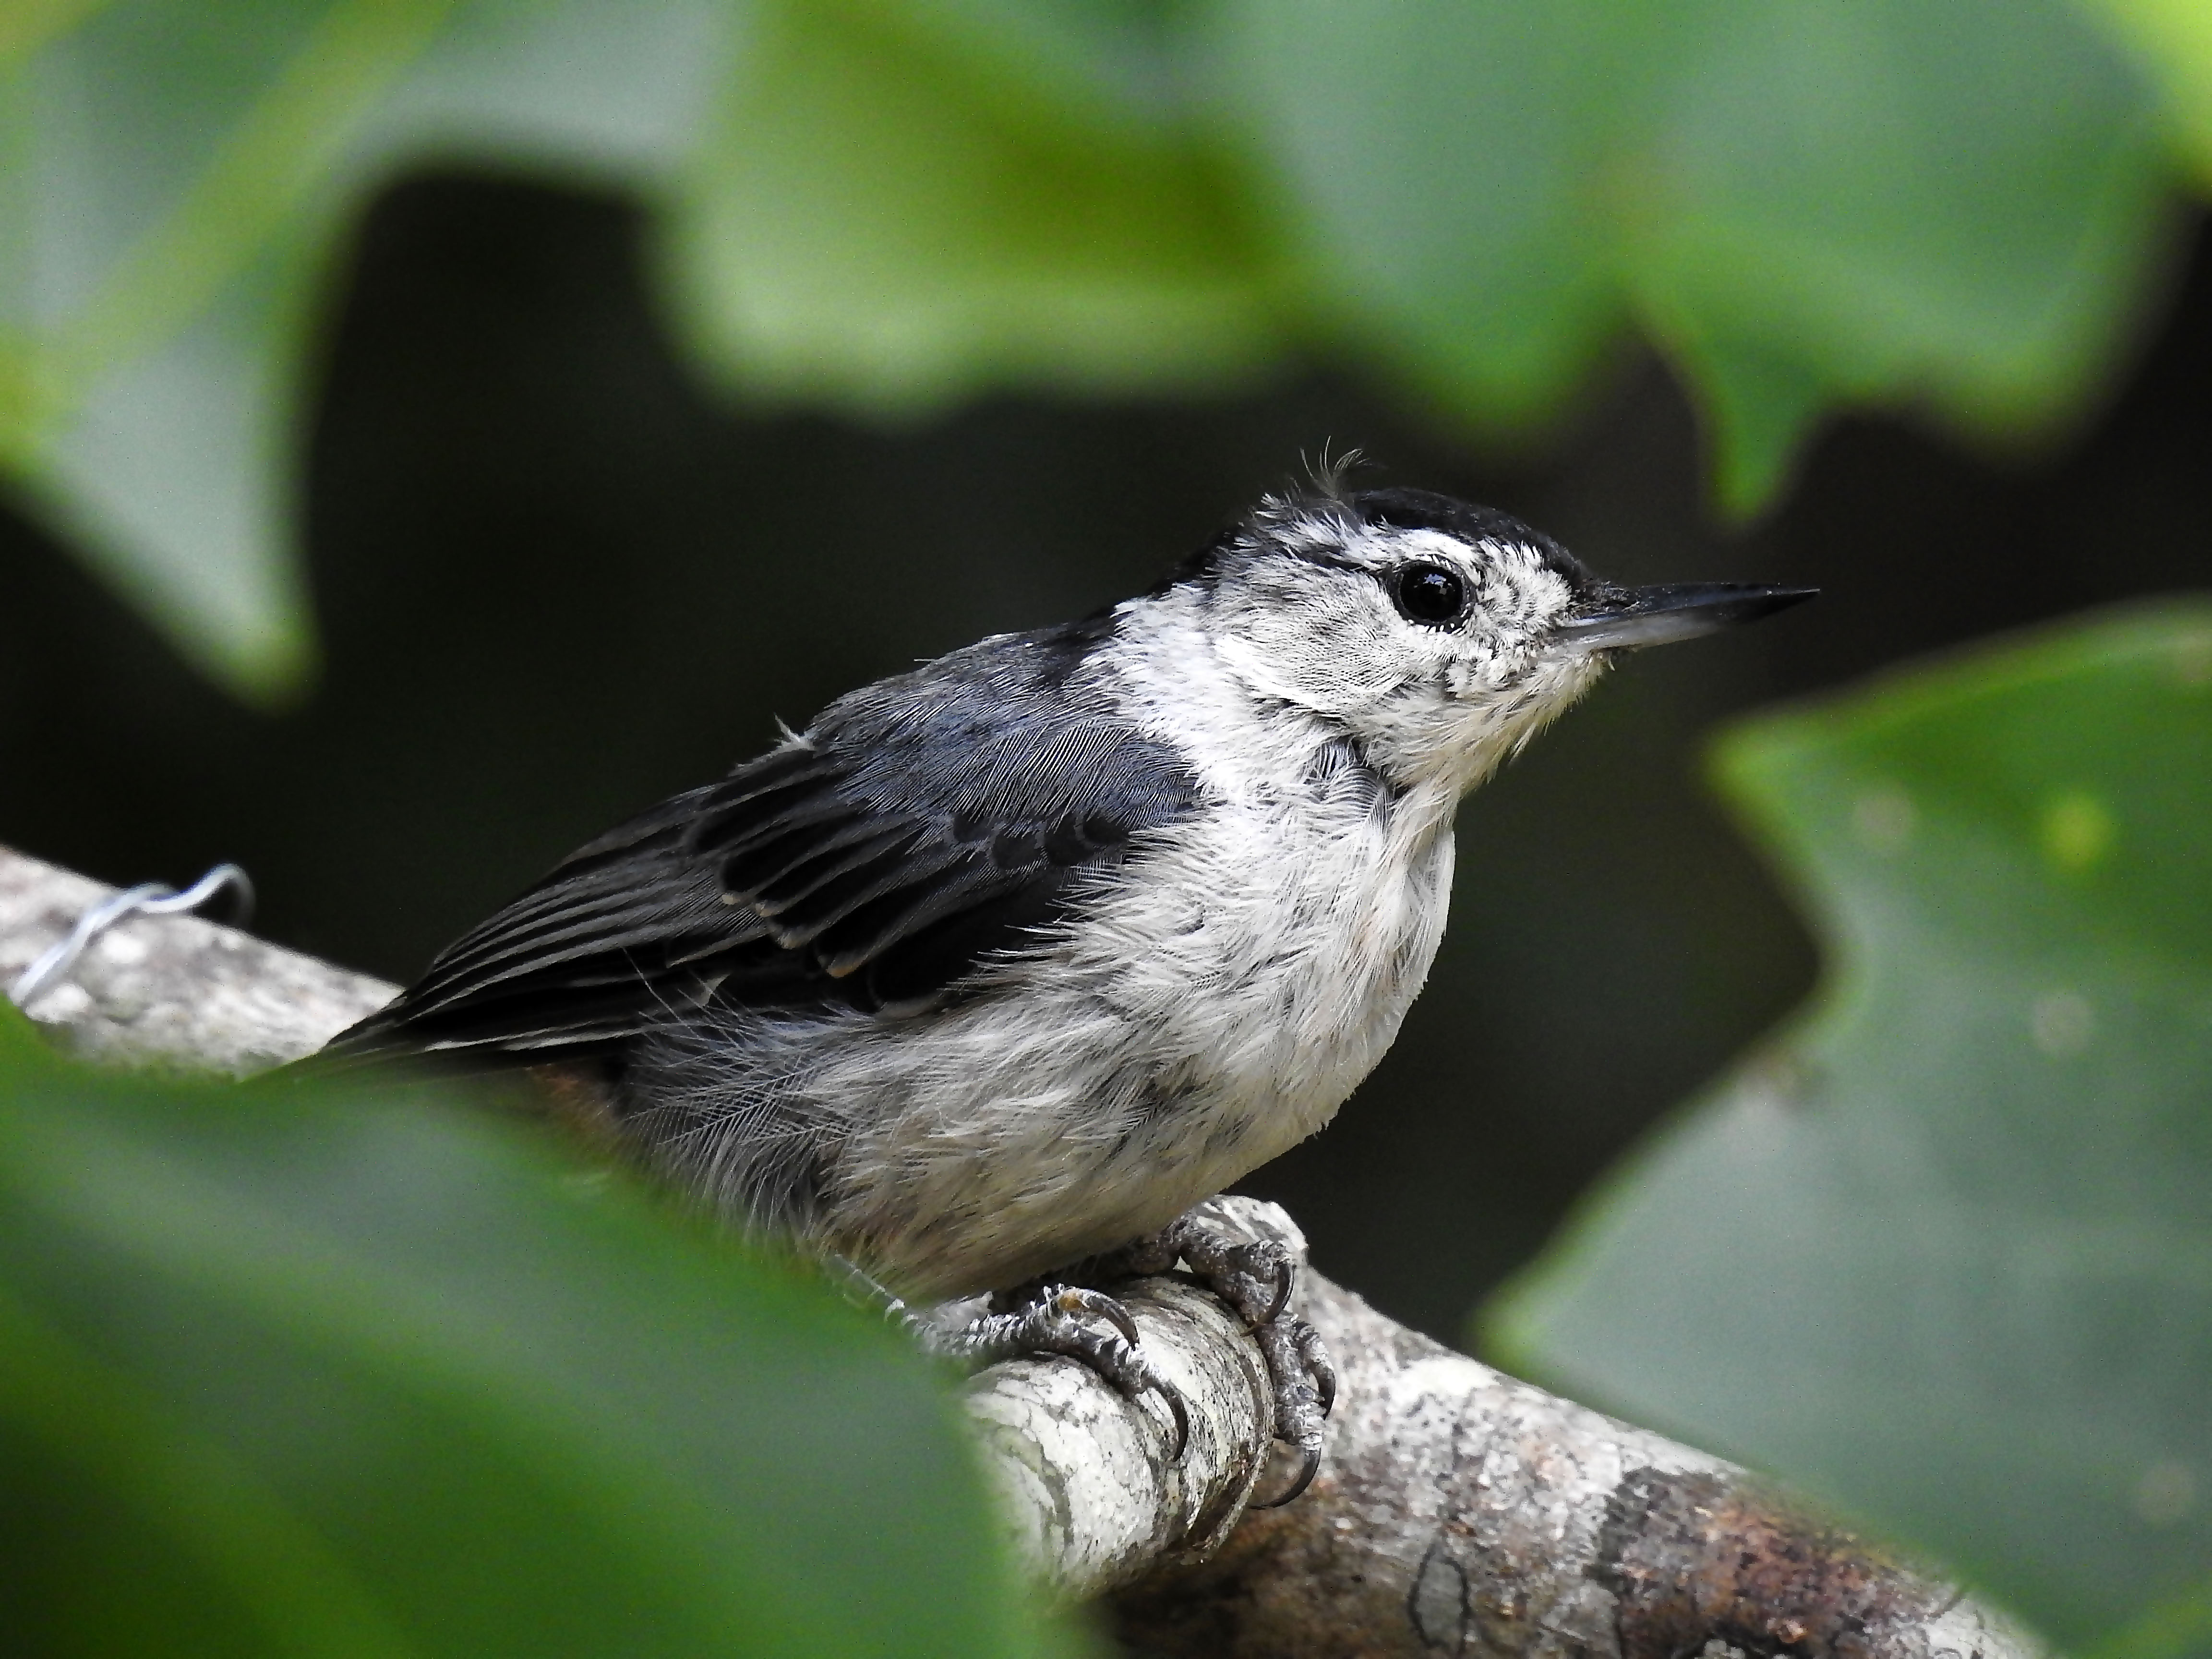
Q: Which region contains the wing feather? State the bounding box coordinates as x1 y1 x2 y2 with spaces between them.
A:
328 617 1205 1065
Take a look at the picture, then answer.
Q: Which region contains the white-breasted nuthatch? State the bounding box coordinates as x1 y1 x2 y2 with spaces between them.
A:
331 472 1812 1497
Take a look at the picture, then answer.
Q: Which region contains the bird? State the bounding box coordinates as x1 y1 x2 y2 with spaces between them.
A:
328 467 1814 1499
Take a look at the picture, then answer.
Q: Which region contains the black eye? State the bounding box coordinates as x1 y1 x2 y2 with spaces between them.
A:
1390 562 1467 626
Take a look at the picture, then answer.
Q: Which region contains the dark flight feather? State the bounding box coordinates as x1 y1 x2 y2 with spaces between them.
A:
327 616 1207 1065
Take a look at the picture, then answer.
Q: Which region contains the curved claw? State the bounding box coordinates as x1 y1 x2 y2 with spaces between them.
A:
1154 1376 1191 1459
1301 1321 1339 1417
1254 1440 1323 1509
1088 1324 1188 1460
1250 1312 1332 1505
1056 1284 1140 1347
978 1205 1331 1493
1256 1250 1295 1325
1021 1286 1186 1458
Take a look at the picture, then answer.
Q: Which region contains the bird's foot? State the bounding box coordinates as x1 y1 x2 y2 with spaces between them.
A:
826 1255 1190 1452
1106 1196 1336 1505
915 1282 1191 1455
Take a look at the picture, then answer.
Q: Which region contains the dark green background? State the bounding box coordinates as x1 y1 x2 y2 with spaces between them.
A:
3 173 2206 1341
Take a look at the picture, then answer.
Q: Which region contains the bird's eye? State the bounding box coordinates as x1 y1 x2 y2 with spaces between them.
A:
1390 562 1468 626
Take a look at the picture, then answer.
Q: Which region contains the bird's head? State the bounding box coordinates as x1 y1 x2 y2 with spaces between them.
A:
1168 482 1814 796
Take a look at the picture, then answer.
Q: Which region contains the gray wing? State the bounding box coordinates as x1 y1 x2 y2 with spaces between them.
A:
327 619 1206 1061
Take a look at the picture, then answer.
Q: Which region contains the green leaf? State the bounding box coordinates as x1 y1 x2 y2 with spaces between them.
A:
2097 1573 2212 1659
5 0 2195 694
0 1051 1066 1657
1635 0 2169 513
1488 603 2212 1655
4 0 1274 696
1 0 729 700
1205 0 2172 514
2080 0 2212 182
0 994 48 1064
1202 0 1656 429
661 0 1280 412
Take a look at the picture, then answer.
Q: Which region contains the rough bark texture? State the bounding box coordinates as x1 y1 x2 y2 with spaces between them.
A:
0 843 2040 1659
0 848 395 1072
967 1272 1275 1592
1110 1271 2026 1659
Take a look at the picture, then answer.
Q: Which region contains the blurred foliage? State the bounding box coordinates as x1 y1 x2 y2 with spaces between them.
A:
1491 603 2212 1659
0 0 729 697
1208 0 2167 511
7 8 2212 1649
2089 0 2212 180
0 1030 1071 1658
0 0 2206 696
666 0 1279 409
0 991 42 1062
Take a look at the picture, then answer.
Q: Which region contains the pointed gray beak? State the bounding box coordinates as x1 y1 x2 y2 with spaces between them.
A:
1556 584 1817 651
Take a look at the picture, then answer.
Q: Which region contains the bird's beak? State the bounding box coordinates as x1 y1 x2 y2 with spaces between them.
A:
1555 584 1817 652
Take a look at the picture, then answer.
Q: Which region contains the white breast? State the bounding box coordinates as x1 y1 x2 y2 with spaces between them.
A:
793 609 1463 1298
797 791 1455 1298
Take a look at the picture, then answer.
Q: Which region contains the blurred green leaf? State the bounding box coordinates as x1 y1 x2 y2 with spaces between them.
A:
0 995 46 1063
0 1043 1065 1657
1 0 728 700
2082 0 2212 181
1488 603 2212 1655
1206 0 2170 514
662 0 1279 410
3 0 2203 696
1202 0 1662 427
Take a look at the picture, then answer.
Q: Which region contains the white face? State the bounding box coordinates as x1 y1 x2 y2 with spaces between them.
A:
1199 502 1611 794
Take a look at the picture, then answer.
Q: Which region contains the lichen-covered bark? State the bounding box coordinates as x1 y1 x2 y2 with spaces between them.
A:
0 843 2042 1659
966 1274 1274 1592
1111 1271 2030 1659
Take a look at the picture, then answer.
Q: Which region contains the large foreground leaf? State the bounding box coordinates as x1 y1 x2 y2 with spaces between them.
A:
1490 603 2212 1658
0 1043 1063 1657
0 995 43 1065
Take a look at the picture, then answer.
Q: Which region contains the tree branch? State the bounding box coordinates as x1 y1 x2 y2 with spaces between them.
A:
0 844 2040 1659
0 847 396 1074
1108 1265 2033 1659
